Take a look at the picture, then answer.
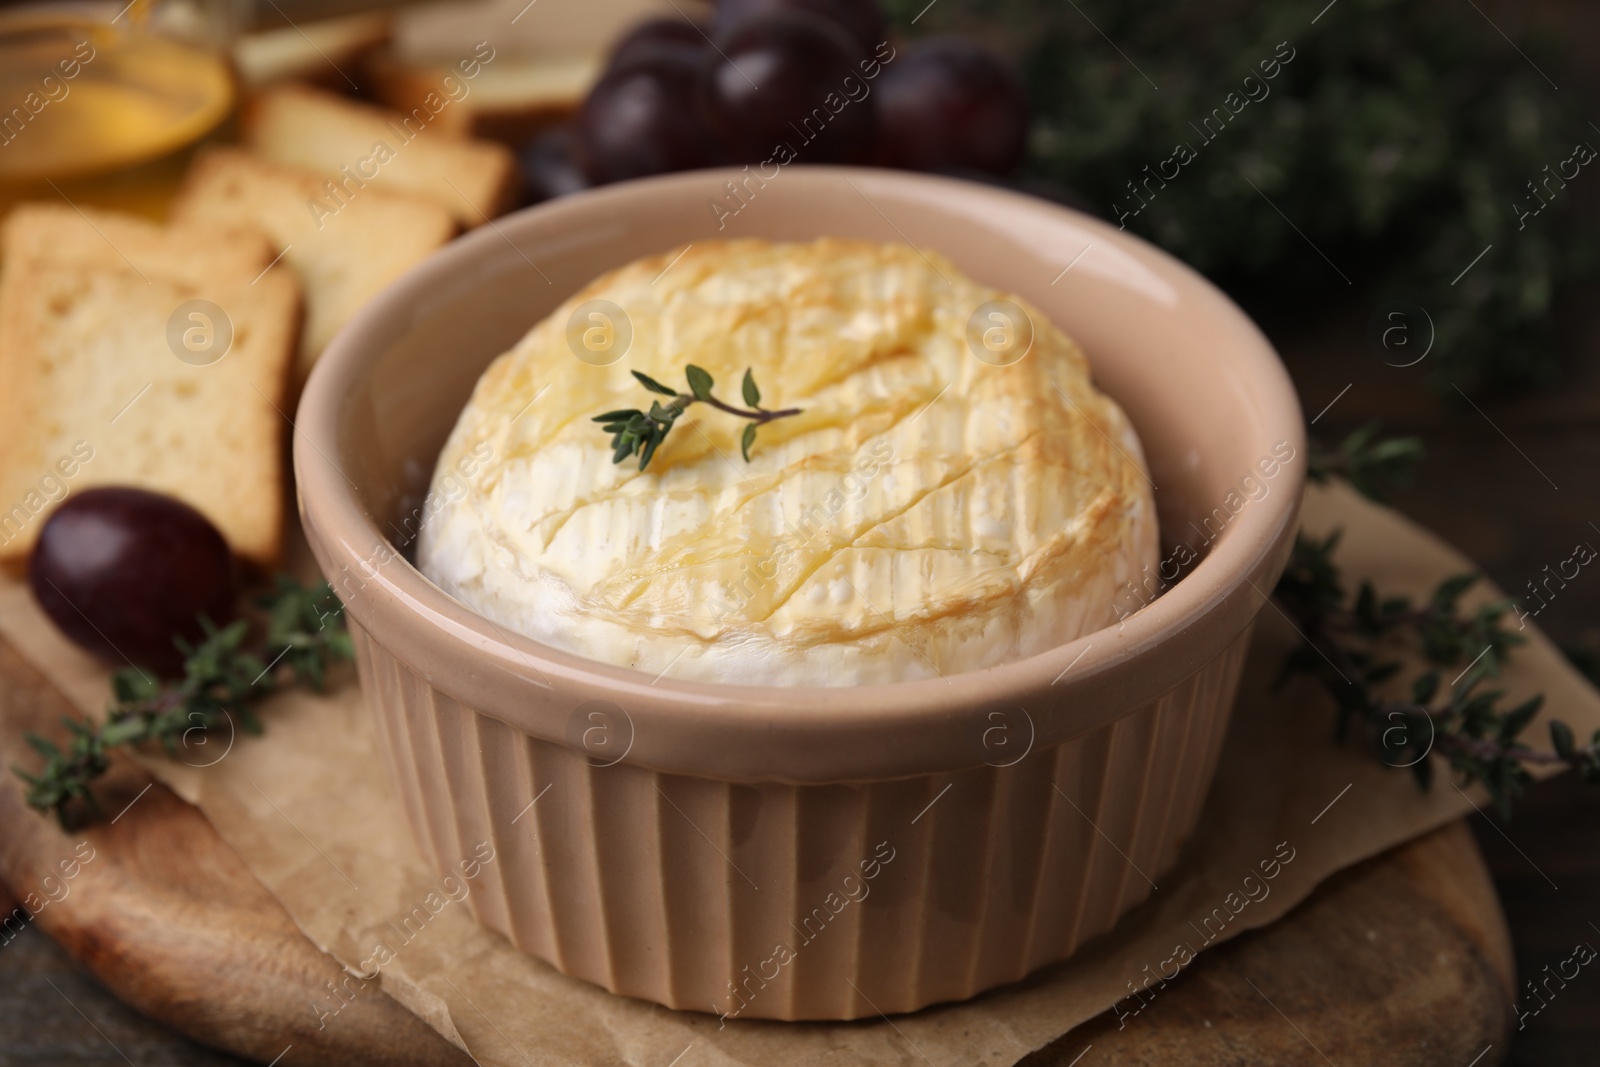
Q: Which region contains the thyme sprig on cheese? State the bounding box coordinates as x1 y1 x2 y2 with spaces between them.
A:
594 366 802 470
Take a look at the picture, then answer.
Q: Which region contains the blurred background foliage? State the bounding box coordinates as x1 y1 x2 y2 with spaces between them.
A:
888 0 1595 396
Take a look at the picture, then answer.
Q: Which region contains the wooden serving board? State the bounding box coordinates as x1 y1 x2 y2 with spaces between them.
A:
0 634 1515 1067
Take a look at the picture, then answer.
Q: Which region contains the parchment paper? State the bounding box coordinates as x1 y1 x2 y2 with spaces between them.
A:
3 480 1597 1066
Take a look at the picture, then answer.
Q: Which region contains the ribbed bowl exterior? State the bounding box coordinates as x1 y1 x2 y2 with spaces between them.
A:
352 620 1252 1021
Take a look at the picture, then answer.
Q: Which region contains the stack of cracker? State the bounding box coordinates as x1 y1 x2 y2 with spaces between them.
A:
0 80 518 565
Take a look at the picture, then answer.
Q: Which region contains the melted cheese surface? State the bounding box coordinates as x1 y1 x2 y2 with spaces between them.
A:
418 239 1158 686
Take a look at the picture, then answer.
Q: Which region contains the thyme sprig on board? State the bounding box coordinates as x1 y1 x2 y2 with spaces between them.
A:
1280 431 1599 816
595 367 801 470
14 578 352 828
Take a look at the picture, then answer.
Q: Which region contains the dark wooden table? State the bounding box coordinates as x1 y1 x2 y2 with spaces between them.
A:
1 910 251 1067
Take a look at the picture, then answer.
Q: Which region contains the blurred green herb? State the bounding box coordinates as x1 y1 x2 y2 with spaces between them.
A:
1307 421 1424 501
893 0 1596 393
1273 532 1600 817
14 578 352 829
1282 427 1596 815
595 366 800 470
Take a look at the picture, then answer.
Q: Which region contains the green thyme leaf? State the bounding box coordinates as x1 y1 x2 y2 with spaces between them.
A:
639 434 662 470
1551 720 1576 760
685 364 714 402
632 370 678 397
25 734 60 760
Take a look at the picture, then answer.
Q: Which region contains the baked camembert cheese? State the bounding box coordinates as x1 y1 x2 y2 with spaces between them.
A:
419 238 1159 686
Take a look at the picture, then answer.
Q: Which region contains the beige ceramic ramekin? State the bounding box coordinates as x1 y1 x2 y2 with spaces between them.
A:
295 167 1305 1021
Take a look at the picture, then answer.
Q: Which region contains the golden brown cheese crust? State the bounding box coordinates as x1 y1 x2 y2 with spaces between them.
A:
419 238 1159 686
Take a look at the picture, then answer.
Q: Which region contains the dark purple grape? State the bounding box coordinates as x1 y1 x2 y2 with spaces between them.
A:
713 0 886 55
576 51 721 183
875 37 1029 175
28 487 237 674
606 16 710 72
518 125 591 204
703 12 877 165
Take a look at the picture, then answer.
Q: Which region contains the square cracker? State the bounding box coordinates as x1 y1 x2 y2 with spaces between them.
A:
0 203 301 565
243 82 518 228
